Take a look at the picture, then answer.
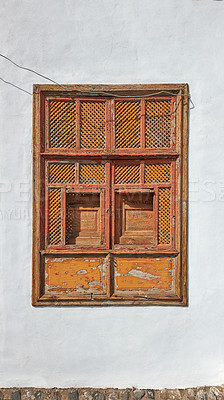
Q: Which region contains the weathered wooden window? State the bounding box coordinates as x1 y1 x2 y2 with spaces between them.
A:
33 84 189 306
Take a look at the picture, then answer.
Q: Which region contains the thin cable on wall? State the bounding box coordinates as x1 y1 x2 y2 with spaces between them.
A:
0 53 194 108
0 76 32 95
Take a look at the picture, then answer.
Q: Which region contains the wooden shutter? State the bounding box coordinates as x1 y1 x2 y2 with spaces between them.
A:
33 84 189 306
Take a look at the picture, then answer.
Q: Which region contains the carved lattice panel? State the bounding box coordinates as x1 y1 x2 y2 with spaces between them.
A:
158 188 171 244
145 163 171 183
80 101 105 148
49 188 61 245
33 85 188 306
145 100 172 148
115 101 140 148
79 163 105 184
115 164 140 184
49 101 76 148
49 163 76 184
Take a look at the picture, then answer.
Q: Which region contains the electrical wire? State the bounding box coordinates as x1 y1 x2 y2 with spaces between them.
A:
0 76 32 95
0 53 194 108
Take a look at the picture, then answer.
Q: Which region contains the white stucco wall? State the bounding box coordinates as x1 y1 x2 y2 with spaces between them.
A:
0 0 224 389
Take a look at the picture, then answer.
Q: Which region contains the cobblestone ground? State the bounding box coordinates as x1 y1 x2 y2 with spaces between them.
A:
0 387 223 400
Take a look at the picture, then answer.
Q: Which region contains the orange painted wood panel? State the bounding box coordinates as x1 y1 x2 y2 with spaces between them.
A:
32 84 188 306
114 257 173 293
45 256 107 294
115 192 154 245
66 193 101 245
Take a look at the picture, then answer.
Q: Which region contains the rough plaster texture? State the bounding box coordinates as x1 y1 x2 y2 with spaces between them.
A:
0 0 224 390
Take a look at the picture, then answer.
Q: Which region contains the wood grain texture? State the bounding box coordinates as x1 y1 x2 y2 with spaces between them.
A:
181 84 189 306
114 257 174 294
32 87 41 305
45 256 107 295
32 84 188 306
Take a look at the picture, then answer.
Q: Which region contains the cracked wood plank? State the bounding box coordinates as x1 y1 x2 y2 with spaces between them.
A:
45 256 107 295
114 257 174 294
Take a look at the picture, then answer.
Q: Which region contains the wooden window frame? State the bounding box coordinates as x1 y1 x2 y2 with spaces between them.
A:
32 84 189 306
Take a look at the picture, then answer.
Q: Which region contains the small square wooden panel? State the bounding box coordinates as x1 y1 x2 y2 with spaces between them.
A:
33 84 189 306
115 192 154 246
66 193 101 246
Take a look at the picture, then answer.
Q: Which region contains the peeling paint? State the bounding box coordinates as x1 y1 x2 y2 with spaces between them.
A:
45 256 107 294
76 269 87 275
114 257 173 292
128 269 160 280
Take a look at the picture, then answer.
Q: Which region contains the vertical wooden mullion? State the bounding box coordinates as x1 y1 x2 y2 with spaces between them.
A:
170 96 176 151
76 100 81 149
33 87 42 304
153 186 159 247
40 156 46 251
106 253 114 298
61 187 66 246
122 196 125 236
108 159 114 297
44 159 49 248
105 162 111 249
171 160 176 249
45 98 50 150
45 184 49 248
140 162 144 185
140 98 146 149
105 100 111 152
111 162 115 247
174 90 184 298
175 91 182 154
76 161 80 184
100 189 105 246
181 84 189 304
111 100 115 151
